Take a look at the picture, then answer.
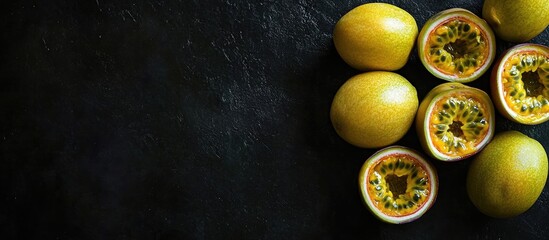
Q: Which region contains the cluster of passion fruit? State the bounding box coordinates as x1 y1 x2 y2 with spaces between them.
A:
330 2 549 224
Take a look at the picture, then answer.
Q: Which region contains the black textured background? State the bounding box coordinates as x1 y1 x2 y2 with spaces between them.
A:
2 0 549 239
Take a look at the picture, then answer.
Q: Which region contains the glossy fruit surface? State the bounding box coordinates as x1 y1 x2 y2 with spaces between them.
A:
330 72 418 148
467 131 548 218
333 3 417 71
359 146 438 224
483 0 549 42
491 43 549 125
418 8 496 82
416 83 495 161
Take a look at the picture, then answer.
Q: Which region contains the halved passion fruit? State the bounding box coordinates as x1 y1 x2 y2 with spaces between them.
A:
359 146 438 224
416 83 495 161
491 44 549 125
418 8 496 82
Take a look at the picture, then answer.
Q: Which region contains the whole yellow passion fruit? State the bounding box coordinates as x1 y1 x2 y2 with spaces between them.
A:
333 3 418 71
330 71 418 148
467 131 548 218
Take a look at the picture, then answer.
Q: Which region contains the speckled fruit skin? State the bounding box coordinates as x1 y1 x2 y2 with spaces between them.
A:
490 43 549 125
417 8 496 83
467 131 548 218
333 3 417 71
483 0 549 42
330 72 418 149
359 146 438 224
415 83 495 161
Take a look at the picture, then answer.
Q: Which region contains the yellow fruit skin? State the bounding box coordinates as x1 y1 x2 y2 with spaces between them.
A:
330 72 418 148
467 131 548 218
333 3 418 71
483 0 549 42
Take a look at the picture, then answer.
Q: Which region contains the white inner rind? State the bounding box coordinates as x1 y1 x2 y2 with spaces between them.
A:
359 146 438 224
419 8 496 83
424 90 495 161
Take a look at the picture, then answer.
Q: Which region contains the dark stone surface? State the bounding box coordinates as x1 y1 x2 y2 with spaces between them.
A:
1 0 548 239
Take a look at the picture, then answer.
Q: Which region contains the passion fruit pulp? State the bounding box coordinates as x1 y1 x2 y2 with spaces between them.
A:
418 8 496 82
416 83 495 161
491 43 549 125
359 146 438 224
